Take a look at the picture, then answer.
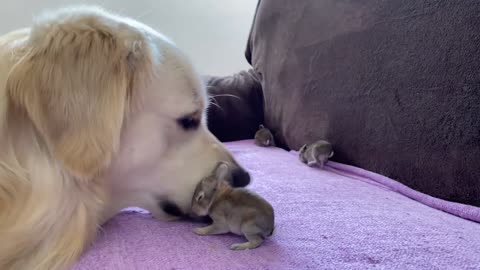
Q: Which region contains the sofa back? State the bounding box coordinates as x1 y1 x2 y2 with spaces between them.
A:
244 0 480 205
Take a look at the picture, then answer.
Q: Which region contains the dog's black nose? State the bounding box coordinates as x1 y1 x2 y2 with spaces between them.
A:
159 200 184 218
230 167 250 187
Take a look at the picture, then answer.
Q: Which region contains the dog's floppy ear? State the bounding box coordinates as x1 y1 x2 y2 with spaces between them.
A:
6 14 152 179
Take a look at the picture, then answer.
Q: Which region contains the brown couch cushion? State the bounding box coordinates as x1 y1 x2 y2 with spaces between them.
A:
207 0 480 205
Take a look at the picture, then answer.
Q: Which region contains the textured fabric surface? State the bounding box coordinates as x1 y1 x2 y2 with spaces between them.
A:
206 0 480 205
72 141 480 270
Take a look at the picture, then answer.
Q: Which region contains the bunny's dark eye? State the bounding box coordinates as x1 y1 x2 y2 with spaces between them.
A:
196 192 205 201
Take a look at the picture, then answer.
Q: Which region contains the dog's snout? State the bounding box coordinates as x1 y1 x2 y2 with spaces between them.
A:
230 167 250 187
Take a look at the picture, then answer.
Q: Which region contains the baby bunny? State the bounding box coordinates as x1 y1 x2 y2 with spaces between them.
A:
191 162 275 250
299 140 334 169
254 125 275 147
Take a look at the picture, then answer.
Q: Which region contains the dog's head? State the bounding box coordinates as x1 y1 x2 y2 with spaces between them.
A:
5 7 249 221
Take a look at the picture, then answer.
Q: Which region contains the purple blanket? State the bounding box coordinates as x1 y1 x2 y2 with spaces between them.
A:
73 140 480 270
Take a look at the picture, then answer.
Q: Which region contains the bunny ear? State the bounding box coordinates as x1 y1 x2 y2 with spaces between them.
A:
299 144 307 153
329 150 334 158
215 162 229 181
259 124 265 129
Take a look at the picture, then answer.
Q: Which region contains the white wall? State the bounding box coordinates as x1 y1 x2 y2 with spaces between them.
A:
0 0 257 76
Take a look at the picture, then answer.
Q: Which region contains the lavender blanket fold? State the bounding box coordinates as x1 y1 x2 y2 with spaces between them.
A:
72 140 480 270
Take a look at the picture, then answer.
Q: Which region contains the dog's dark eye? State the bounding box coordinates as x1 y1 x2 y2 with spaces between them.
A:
177 116 199 130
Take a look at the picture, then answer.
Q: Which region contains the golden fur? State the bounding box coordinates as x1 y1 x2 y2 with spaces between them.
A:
0 6 246 270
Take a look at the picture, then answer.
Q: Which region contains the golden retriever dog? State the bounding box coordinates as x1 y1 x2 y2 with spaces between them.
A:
0 6 250 270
